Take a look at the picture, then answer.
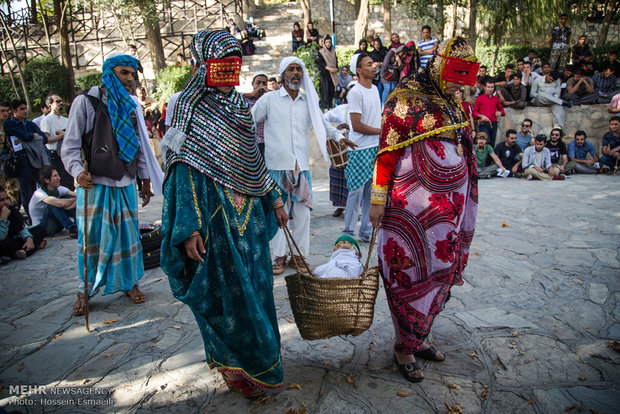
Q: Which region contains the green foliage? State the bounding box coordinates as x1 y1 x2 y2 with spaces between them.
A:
405 0 439 24
336 47 357 72
154 65 193 103
294 42 320 96
22 57 70 107
0 77 17 101
75 72 102 92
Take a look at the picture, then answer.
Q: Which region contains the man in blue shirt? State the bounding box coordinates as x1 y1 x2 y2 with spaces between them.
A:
600 116 620 172
565 130 600 174
2 99 49 217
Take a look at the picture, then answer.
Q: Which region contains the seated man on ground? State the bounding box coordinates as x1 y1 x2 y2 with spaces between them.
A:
522 134 565 180
546 128 569 174
600 51 620 77
498 74 527 109
516 118 534 152
524 50 542 74
565 130 600 174
475 132 507 178
0 185 47 264
494 64 515 88
29 166 78 238
600 116 620 172
563 68 597 105
494 129 522 177
592 67 620 104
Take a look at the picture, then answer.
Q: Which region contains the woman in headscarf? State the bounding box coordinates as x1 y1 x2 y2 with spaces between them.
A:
317 35 338 109
160 30 288 399
369 37 480 382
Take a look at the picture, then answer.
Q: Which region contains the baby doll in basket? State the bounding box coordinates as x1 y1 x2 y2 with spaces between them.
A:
314 235 364 279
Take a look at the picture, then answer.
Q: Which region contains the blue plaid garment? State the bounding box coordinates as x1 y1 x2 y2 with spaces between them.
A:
101 55 140 162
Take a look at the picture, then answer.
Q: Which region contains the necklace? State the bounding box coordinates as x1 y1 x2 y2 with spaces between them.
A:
431 83 466 157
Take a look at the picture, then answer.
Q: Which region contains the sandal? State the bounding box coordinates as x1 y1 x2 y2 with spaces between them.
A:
272 256 286 275
124 286 146 304
222 374 266 399
73 292 88 316
289 255 311 274
415 346 445 362
393 355 424 383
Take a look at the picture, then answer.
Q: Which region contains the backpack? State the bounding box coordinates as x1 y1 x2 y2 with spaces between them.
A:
81 88 137 180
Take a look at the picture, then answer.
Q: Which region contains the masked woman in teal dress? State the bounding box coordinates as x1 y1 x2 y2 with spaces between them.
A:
160 30 288 399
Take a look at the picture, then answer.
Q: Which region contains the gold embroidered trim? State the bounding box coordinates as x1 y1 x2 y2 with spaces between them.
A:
421 113 437 131
385 127 399 147
224 188 247 216
393 101 408 120
378 121 469 155
188 170 202 230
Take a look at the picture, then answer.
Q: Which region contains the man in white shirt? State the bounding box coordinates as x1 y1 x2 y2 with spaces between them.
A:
530 71 567 128
40 94 73 190
251 56 355 275
344 53 381 242
31 102 50 127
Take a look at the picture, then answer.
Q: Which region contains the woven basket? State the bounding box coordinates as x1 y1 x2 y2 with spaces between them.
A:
282 226 380 340
326 138 348 169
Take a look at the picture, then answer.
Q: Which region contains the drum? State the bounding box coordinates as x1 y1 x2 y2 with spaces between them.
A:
326 138 348 169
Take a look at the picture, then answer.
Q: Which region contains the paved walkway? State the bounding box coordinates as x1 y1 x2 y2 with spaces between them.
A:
1 175 619 413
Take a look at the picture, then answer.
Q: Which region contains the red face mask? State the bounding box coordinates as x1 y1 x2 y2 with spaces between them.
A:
205 57 242 86
437 54 480 86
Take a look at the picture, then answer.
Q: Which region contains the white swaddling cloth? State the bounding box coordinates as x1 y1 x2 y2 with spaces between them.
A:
314 249 364 279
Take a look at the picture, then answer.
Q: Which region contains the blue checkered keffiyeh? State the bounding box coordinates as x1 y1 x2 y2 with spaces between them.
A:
101 55 139 162
345 146 378 191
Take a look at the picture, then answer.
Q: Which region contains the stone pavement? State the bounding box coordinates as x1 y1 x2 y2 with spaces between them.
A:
0 175 619 414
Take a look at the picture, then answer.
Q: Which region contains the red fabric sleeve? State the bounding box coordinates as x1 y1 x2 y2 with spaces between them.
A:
373 148 403 188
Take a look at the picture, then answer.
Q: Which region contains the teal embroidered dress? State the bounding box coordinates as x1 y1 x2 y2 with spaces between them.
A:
161 163 284 389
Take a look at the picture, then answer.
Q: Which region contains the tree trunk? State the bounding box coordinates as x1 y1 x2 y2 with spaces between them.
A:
0 13 31 109
354 0 369 46
383 0 391 39
30 0 38 24
491 18 502 74
436 0 444 39
53 0 75 98
468 0 477 50
597 0 619 47
143 17 166 72
299 0 311 42
450 0 457 38
354 0 361 16
0 40 21 98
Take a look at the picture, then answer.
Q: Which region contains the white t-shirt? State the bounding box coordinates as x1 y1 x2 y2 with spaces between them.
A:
29 186 70 226
165 91 182 127
40 113 68 151
346 83 381 150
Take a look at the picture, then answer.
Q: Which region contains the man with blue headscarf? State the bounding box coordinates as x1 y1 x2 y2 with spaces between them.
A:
62 53 163 317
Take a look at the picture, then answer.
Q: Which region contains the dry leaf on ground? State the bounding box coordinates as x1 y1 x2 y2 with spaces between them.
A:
447 384 462 390
578 375 587 381
284 317 295 324
53 333 62 339
511 330 519 336
346 374 354 384
501 220 510 227
172 325 182 330
79 379 90 385
102 319 118 324
481 389 489 399
467 352 480 359
287 383 302 391
396 391 409 397
527 398 536 404
444 402 464 413
17 362 24 372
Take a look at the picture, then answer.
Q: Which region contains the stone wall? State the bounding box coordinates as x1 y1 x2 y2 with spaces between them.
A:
499 104 612 153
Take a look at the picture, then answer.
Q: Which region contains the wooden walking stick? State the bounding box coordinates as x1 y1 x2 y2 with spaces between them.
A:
82 162 90 332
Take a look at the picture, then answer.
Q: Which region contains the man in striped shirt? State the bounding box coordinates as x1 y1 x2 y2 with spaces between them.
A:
417 25 439 69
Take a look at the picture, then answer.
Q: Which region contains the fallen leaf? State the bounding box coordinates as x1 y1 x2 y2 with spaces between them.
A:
172 325 182 330
346 374 354 384
511 330 519 336
324 361 331 366
527 398 536 404
444 402 464 413
323 345 329 348
284 317 295 324
519 351 526 355
583 326 589 330
509 345 517 349
253 394 271 405
79 379 90 385
578 375 587 381
53 333 62 340
467 352 480 360
481 389 489 399
104 353 113 358
501 220 510 227
17 362 24 372
474 251 480 256
397 391 409 397
447 384 462 390
524 360 532 364
287 383 302 391
577 281 584 285
371 341 376 345
102 319 118 324
564 404 579 412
